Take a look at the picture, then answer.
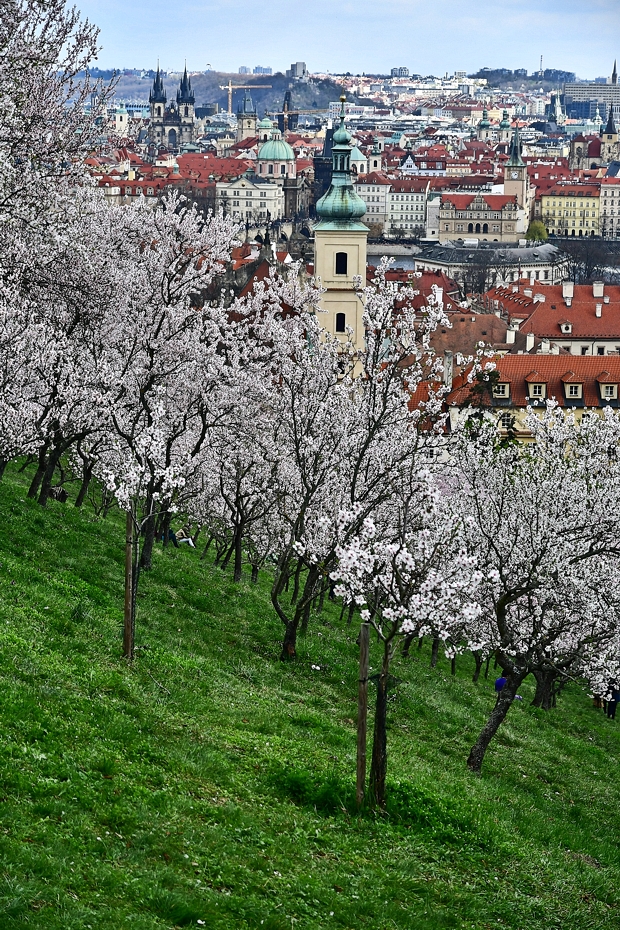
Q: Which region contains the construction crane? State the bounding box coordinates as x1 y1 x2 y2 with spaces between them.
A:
219 79 272 114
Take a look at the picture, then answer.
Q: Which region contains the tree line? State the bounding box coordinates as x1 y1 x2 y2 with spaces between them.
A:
3 1 620 809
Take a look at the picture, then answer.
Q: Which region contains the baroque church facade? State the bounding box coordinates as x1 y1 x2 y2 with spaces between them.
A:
148 66 195 151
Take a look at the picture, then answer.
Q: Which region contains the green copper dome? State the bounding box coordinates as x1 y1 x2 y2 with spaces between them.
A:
315 96 367 230
499 109 511 130
258 127 295 161
258 116 273 130
478 107 490 129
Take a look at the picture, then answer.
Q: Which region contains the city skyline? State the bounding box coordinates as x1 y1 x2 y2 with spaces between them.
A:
80 0 620 79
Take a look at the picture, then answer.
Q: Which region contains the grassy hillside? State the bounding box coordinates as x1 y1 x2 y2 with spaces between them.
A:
1 464 619 929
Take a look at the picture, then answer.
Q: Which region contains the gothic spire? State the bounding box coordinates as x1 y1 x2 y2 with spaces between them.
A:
604 105 617 136
149 63 166 105
177 64 195 105
506 123 525 167
613 59 618 85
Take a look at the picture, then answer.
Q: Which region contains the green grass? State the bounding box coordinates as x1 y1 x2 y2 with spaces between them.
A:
1 465 619 929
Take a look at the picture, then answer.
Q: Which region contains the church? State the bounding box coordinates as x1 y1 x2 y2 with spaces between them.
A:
148 66 195 151
313 95 368 356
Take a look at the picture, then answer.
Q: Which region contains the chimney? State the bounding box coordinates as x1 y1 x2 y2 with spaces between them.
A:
562 281 574 299
593 281 604 298
529 275 535 286
566 297 572 307
596 303 602 317
541 338 550 353
524 288 532 297
526 333 535 351
443 351 453 391
506 328 515 344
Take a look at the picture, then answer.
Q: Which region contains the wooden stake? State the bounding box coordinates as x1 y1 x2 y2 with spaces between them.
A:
356 621 370 809
123 510 134 661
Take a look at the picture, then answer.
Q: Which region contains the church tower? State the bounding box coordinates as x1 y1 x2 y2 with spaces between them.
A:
314 96 368 356
236 90 257 143
498 110 511 145
477 107 492 142
149 65 167 145
176 66 195 147
504 124 528 209
601 106 619 165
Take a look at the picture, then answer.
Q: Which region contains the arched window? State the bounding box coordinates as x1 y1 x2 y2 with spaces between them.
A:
468 223 474 233
157 106 161 116
335 252 348 275
268 165 273 174
281 164 286 174
184 106 188 116
475 223 481 233
483 223 489 233
335 312 346 332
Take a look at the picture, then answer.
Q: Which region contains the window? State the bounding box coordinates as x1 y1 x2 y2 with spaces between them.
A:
335 312 346 333
568 384 581 397
268 165 273 174
499 413 513 429
581 346 589 355
281 164 286 174
603 384 617 399
530 384 544 397
335 252 348 275
493 383 508 397
597 347 605 355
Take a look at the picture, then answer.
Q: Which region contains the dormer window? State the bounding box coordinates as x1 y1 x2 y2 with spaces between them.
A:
493 383 509 397
559 320 572 334
603 384 618 399
567 383 582 399
529 383 546 399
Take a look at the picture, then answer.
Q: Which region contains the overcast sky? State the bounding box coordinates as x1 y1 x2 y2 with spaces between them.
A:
79 0 619 79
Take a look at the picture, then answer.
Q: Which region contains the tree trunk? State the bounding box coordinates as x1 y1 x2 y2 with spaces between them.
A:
402 634 414 658
484 655 491 679
451 656 456 676
0 458 6 482
28 447 48 499
291 559 303 605
200 535 213 560
123 511 134 661
430 636 440 668
417 636 424 651
140 496 157 571
233 526 243 583
280 618 299 661
369 643 392 809
467 669 527 774
74 463 93 508
531 668 558 711
472 651 483 684
38 445 63 507
251 564 259 584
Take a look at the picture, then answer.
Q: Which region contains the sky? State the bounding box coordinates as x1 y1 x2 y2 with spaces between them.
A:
79 0 620 80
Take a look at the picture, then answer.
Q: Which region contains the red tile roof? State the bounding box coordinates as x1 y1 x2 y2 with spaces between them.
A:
517 286 620 339
448 355 620 408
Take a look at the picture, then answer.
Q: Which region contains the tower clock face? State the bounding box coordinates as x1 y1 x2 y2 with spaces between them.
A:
511 171 519 179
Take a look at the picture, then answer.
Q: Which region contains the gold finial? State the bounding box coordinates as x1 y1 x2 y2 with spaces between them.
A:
340 94 346 103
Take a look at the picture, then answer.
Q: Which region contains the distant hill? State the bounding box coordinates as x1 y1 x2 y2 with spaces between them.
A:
106 70 369 117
